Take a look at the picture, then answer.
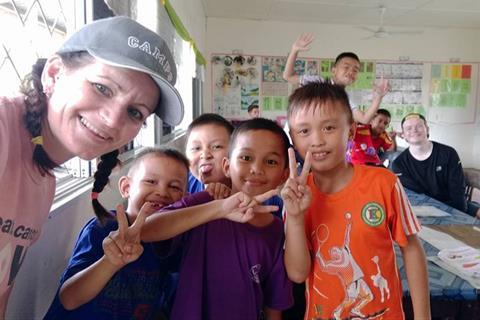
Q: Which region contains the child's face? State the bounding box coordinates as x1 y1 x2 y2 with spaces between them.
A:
248 108 260 118
45 58 159 162
370 114 391 136
402 117 429 145
289 101 354 174
223 130 288 196
119 154 187 216
186 124 231 185
331 57 360 87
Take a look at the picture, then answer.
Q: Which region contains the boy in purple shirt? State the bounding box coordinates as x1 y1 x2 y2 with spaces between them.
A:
142 118 293 319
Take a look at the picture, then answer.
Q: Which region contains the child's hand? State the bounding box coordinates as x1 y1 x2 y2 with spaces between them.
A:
205 182 231 200
388 130 397 139
102 203 149 267
221 189 280 223
292 33 314 52
373 74 390 98
281 148 312 218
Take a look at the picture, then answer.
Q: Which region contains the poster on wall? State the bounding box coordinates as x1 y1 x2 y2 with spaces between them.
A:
373 62 425 122
427 63 477 124
261 56 288 113
212 53 320 121
212 54 261 118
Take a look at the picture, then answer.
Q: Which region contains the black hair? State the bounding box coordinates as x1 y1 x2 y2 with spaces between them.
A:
186 113 234 140
91 147 189 224
288 81 353 124
247 104 259 113
229 118 290 168
20 51 94 176
334 52 360 66
376 108 391 119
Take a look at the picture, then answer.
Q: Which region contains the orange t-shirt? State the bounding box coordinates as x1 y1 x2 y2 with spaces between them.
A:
302 165 420 320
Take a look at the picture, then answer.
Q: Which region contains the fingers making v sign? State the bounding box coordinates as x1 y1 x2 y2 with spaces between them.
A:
281 148 313 218
222 188 281 223
102 202 151 267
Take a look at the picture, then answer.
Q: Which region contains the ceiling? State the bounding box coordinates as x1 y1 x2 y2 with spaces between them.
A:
202 0 480 30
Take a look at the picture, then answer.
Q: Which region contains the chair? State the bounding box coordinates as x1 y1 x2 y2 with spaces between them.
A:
464 168 480 202
464 168 480 217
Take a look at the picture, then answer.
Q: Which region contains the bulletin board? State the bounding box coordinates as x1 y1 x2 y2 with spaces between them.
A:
426 63 477 124
211 53 479 125
211 53 320 124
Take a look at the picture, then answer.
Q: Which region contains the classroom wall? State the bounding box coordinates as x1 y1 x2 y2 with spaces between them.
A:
205 17 480 168
170 0 207 55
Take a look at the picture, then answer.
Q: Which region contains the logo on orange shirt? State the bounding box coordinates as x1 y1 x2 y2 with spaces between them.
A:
361 202 385 227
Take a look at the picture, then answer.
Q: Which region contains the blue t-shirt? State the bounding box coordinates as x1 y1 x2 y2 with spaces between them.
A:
188 171 204 194
44 214 175 320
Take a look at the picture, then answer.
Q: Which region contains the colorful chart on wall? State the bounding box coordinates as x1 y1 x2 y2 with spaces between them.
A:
321 60 425 122
211 53 320 121
373 62 425 122
427 63 477 124
212 54 478 125
211 54 261 117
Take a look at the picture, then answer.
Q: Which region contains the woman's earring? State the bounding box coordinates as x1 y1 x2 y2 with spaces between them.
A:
43 87 52 98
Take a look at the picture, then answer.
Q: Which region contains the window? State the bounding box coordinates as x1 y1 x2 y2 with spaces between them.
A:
1 1 199 188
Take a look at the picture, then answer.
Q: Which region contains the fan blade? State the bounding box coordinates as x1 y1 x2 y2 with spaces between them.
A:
388 30 424 35
361 35 375 40
357 26 378 33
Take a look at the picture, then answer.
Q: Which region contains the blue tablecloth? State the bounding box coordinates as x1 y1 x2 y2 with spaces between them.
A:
397 189 479 300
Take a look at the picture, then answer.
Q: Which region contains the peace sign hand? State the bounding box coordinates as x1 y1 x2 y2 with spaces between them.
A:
280 148 312 218
102 202 151 267
292 33 315 52
221 189 280 223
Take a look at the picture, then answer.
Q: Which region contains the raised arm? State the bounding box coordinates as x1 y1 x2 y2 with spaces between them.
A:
282 148 313 283
282 33 314 85
400 234 431 319
353 75 390 124
141 190 279 242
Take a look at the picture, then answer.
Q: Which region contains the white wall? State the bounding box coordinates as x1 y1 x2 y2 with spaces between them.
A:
171 0 207 58
205 17 480 168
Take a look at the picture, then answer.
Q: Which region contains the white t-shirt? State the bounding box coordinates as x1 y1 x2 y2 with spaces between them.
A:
0 96 55 315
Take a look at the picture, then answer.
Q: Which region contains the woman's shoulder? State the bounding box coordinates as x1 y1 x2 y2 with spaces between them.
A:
0 96 26 131
0 95 25 110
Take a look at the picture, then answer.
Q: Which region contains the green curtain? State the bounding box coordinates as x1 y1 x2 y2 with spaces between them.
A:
161 0 206 66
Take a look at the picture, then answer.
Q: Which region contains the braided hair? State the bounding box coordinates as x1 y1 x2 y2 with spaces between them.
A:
91 150 121 224
20 52 94 176
20 58 56 176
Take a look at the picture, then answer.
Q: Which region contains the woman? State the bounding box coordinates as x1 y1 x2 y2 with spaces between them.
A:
0 16 183 315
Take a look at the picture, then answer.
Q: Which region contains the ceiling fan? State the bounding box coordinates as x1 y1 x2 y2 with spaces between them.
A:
359 6 423 39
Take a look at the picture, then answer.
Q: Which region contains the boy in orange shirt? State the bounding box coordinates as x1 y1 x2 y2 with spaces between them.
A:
281 82 430 319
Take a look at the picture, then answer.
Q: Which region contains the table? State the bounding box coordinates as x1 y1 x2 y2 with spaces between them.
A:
398 189 479 319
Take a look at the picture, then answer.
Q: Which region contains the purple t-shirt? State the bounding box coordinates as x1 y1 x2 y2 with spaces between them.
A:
162 192 293 320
